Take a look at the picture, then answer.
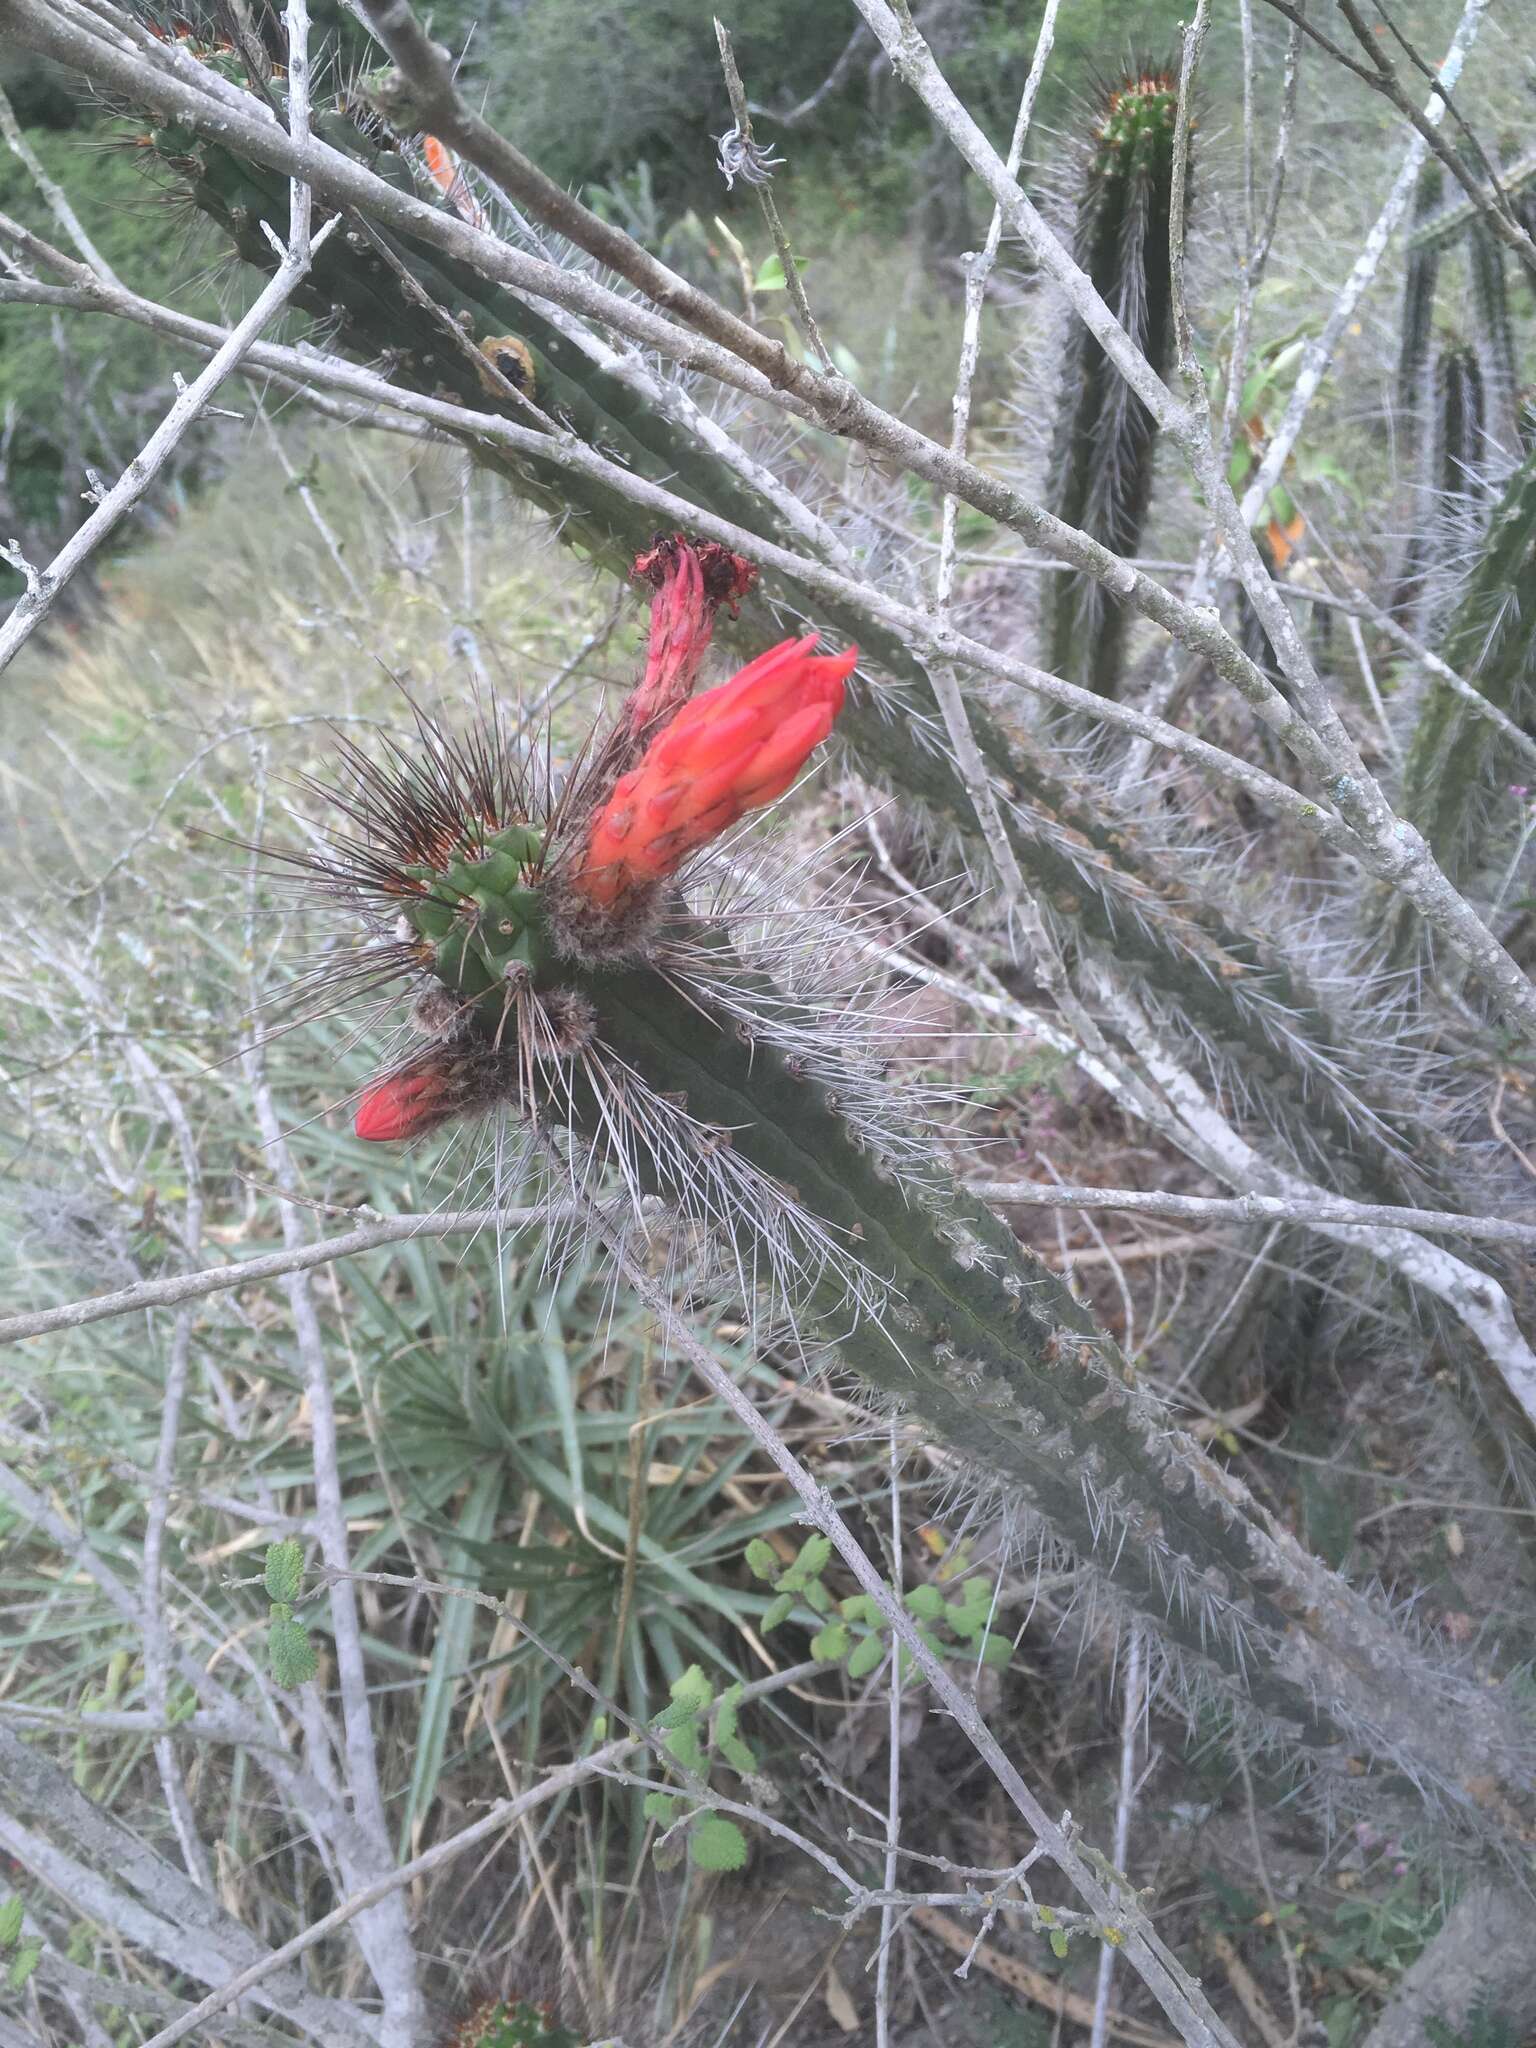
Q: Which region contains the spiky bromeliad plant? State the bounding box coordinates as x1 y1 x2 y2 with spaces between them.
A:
279 539 1536 1861
1043 69 1180 698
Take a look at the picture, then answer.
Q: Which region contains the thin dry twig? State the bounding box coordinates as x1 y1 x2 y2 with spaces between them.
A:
0 208 339 673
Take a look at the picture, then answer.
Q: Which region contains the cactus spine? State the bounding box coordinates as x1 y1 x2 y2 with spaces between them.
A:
1043 72 1180 697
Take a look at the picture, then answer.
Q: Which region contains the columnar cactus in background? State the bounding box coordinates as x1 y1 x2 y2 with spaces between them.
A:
1401 436 1536 889
1042 70 1179 698
1395 165 1444 426
278 540 1536 1858
1386 140 1536 930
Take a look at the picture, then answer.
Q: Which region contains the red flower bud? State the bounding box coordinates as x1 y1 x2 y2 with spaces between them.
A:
577 635 855 908
354 1067 453 1142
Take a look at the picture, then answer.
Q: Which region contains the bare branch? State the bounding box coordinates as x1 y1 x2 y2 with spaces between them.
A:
1256 0 1536 274
0 1206 553 1342
964 1181 1536 1251
0 78 122 285
714 19 835 372
0 204 339 673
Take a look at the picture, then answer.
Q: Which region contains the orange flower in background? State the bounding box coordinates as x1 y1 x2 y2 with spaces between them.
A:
577 635 855 908
354 1066 454 1142
421 135 488 230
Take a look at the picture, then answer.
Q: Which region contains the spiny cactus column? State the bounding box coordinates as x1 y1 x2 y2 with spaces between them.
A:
1396 164 1444 425
1469 227 1516 442
1402 436 1536 891
1388 165 1446 622
303 621 1536 1861
1043 71 1180 698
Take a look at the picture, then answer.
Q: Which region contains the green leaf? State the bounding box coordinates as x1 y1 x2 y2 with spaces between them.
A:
1049 1929 1070 1960
840 1594 878 1624
945 1600 986 1641
794 1534 832 1580
810 1622 850 1664
762 1591 795 1633
268 1615 318 1689
719 1733 758 1774
744 1538 780 1581
846 1630 887 1680
904 1584 944 1620
977 1632 1013 1668
653 1696 702 1730
691 1816 748 1871
263 1537 305 1605
7 1938 42 1991
664 1721 705 1775
643 1791 681 1825
754 253 787 292
960 1574 993 1609
804 1577 832 1614
669 1665 713 1713
0 1898 23 1950
714 1682 743 1746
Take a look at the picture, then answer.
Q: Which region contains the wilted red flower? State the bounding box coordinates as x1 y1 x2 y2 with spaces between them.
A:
354 1066 454 1142
576 634 855 908
623 536 758 739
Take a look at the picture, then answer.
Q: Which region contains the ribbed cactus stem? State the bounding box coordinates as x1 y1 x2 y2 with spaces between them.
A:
386 842 1534 1850
1396 164 1443 422
1403 437 1536 884
1468 216 1517 448
1044 72 1179 697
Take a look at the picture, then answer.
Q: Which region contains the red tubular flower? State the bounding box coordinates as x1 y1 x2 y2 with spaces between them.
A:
623 536 759 737
577 635 856 908
354 1067 453 1142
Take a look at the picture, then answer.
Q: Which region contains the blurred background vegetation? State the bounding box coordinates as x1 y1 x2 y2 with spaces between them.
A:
0 0 1200 599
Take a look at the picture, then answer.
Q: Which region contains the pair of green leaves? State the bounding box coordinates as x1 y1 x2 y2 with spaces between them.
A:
744 1536 1012 1678
264 1538 318 1689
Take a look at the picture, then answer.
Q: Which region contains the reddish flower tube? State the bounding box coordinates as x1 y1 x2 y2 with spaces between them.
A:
576 635 855 908
354 1067 453 1142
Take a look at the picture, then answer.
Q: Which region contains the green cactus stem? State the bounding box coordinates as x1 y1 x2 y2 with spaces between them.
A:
1403 435 1536 887
1396 164 1444 424
376 823 1536 1855
1043 71 1180 698
1468 215 1518 446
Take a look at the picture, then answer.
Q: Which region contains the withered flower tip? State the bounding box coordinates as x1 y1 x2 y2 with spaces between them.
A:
576 634 856 909
623 535 759 739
